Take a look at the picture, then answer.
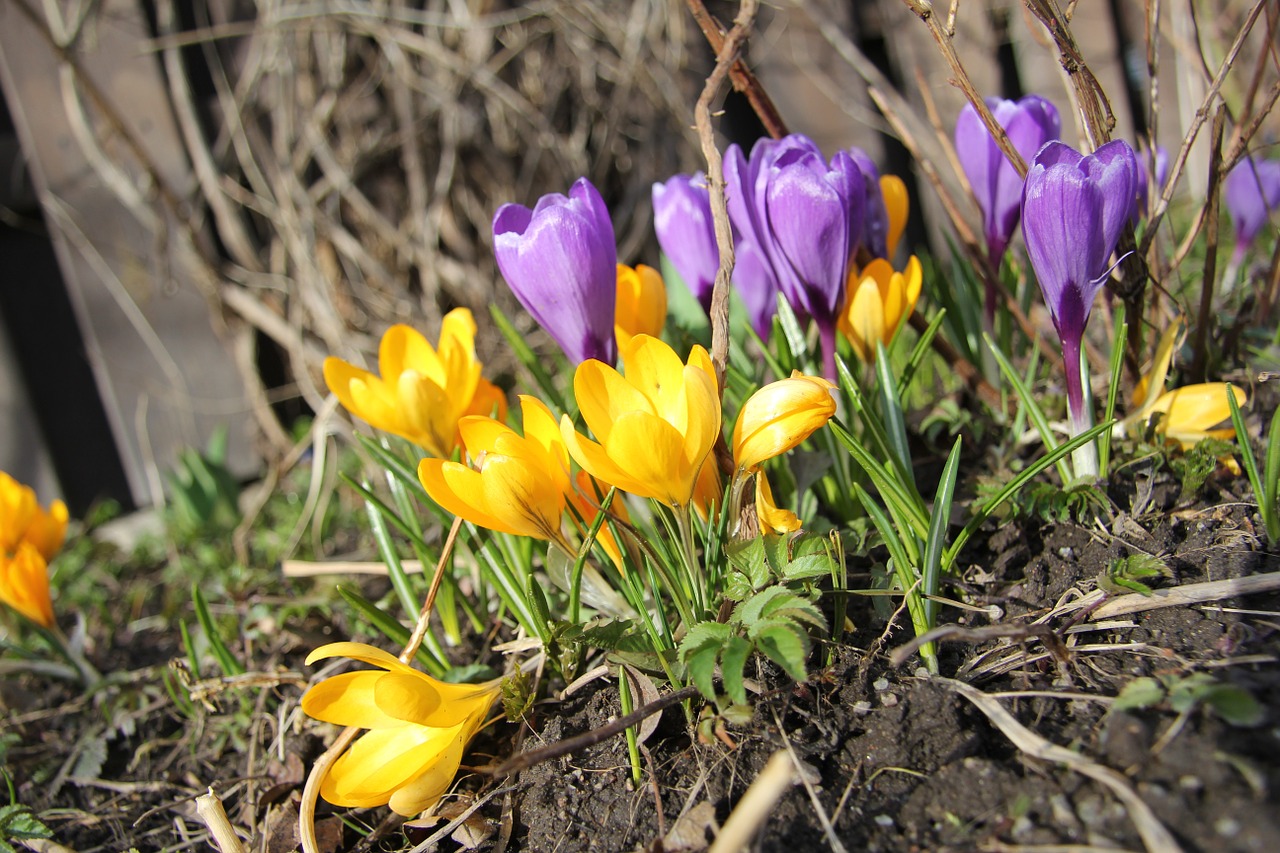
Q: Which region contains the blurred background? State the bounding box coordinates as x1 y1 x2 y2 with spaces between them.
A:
0 0 1270 515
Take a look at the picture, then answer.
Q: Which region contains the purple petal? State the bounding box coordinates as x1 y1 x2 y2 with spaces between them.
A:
1083 139 1139 257
653 174 719 312
847 146 888 259
1022 160 1107 336
764 147 861 324
493 177 617 364
733 238 779 340
1225 157 1280 247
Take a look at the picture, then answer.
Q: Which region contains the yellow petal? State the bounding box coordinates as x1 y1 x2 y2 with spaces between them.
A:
732 373 836 473
622 334 689 425
0 542 54 627
1149 383 1245 434
517 396 570 478
0 472 37 554
691 454 723 521
844 272 884 363
575 359 654 444
615 264 668 350
305 641 412 671
755 472 801 535
1132 316 1186 413
24 499 68 562
880 175 909 259
386 735 468 816
322 723 463 811
301 670 411 729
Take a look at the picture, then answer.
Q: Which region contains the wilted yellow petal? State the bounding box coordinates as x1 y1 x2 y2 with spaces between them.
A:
387 735 468 816
733 373 837 473
1132 317 1186 412
615 264 667 350
1148 383 1245 449
881 175 909 259
323 724 463 811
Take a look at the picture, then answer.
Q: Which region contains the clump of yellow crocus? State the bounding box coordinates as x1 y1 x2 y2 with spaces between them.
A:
0 471 67 627
301 642 501 816
323 309 506 458
839 256 922 363
562 335 720 508
418 396 570 545
1118 318 1246 449
615 264 667 351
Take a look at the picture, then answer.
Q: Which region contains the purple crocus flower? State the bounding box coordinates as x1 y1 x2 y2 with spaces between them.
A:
955 96 1061 319
1022 139 1138 478
493 177 617 365
652 174 719 314
733 238 778 340
725 133 864 378
1224 156 1280 267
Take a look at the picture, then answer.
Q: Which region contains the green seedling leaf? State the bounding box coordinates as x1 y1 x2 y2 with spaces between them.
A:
1113 676 1165 712
726 536 771 593
0 803 53 848
1201 685 1265 727
191 584 243 677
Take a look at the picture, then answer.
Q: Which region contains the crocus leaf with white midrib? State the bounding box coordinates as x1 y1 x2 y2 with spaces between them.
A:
493 177 618 366
1021 138 1138 480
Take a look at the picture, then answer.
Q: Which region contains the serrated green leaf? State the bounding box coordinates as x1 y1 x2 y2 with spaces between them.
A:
779 554 835 581
750 621 809 682
720 636 753 706
0 803 52 841
726 536 771 590
1113 677 1165 712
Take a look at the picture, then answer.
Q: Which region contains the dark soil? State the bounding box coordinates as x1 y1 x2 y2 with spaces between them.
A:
5 471 1280 852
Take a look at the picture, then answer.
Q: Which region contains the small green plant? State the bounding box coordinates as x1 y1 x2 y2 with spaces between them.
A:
1114 672 1264 727
976 477 1110 523
1099 553 1172 596
166 426 242 541
1228 394 1280 545
0 750 52 853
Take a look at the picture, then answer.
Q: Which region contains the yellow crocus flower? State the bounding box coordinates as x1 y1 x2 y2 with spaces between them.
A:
615 264 667 351
419 396 570 544
1119 318 1245 449
324 309 506 458
301 642 500 816
880 175 909 260
755 472 801 535
839 256 923 363
1 471 66 628
562 335 720 508
732 372 837 474
0 542 55 628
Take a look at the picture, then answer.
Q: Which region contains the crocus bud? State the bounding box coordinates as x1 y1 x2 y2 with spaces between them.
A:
955 95 1060 276
615 264 667 351
726 134 864 379
880 175 909 260
652 174 718 313
493 177 618 365
732 372 837 474
1022 138 1138 478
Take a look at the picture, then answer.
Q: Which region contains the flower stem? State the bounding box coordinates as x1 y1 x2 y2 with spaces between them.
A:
1062 334 1099 480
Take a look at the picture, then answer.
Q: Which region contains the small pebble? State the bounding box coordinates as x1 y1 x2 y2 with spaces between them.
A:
874 815 895 828
881 693 899 707
1178 775 1203 793
1215 817 1241 838
913 666 931 678
873 678 890 692
1057 546 1075 559
851 700 872 714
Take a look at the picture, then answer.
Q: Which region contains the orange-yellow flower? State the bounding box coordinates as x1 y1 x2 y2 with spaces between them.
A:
562 335 720 508
569 470 632 570
839 256 922 363
0 542 55 628
881 175 909 259
301 642 500 816
418 396 569 544
0 471 66 628
732 372 837 474
755 472 801 535
323 309 506 457
615 264 667 350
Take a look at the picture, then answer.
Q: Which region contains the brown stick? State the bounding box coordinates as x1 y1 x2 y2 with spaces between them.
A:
1189 106 1227 383
684 0 788 140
